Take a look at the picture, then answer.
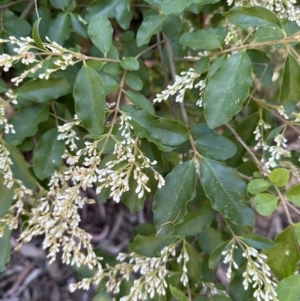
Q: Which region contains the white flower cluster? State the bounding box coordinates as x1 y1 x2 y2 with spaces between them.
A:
227 0 300 26
95 114 165 203
253 119 271 151
222 243 278 301
57 115 81 151
153 68 202 103
70 241 191 300
0 140 33 236
225 25 240 45
201 282 230 297
265 133 289 170
0 90 18 134
0 36 85 85
242 247 278 301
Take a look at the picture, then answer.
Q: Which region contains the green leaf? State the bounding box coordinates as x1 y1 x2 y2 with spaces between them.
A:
222 6 282 30
32 18 44 49
17 78 70 103
3 11 31 37
200 157 255 226
280 53 300 104
47 13 71 44
123 108 173 152
5 105 49 146
125 74 143 91
269 168 289 187
287 184 300 206
179 30 221 51
74 65 106 135
148 118 189 147
246 50 273 86
33 129 65 180
50 0 71 9
170 285 189 301
198 227 226 255
153 160 196 236
92 291 112 301
247 179 271 194
5 143 37 190
240 234 275 249
129 234 177 257
203 52 252 128
162 0 191 15
123 91 154 114
253 26 285 43
195 134 237 160
136 15 166 47
88 16 113 56
254 193 278 216
185 241 202 283
0 179 14 272
173 201 214 236
70 14 88 38
86 0 132 30
207 56 225 78
121 57 139 70
265 228 300 279
209 241 231 269
276 275 300 301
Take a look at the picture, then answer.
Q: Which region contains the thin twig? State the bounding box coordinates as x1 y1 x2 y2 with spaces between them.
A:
156 33 168 87
0 0 29 10
20 0 35 19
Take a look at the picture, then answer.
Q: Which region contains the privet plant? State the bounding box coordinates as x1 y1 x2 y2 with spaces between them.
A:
0 0 300 300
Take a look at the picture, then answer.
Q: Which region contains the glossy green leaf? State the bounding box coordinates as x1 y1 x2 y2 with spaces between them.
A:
86 0 132 30
88 16 113 56
185 241 202 283
47 13 71 44
253 26 285 43
207 56 225 78
269 168 289 187
50 0 71 9
0 179 14 272
153 160 196 236
280 53 300 104
254 193 278 216
265 228 300 279
121 57 139 70
136 15 166 47
287 184 300 206
3 11 31 37
32 18 44 49
33 129 65 180
180 30 221 50
5 143 37 190
162 0 191 15
74 65 106 135
170 285 189 301
148 118 189 147
209 241 231 269
17 78 70 102
123 91 154 114
195 134 237 160
276 275 300 301
198 227 226 255
222 6 282 30
240 234 275 249
5 105 49 146
129 234 177 257
173 201 214 236
125 74 143 91
200 157 255 226
247 179 271 194
124 108 173 152
246 50 273 86
162 15 182 39
203 52 252 128
92 291 112 301
70 14 88 38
